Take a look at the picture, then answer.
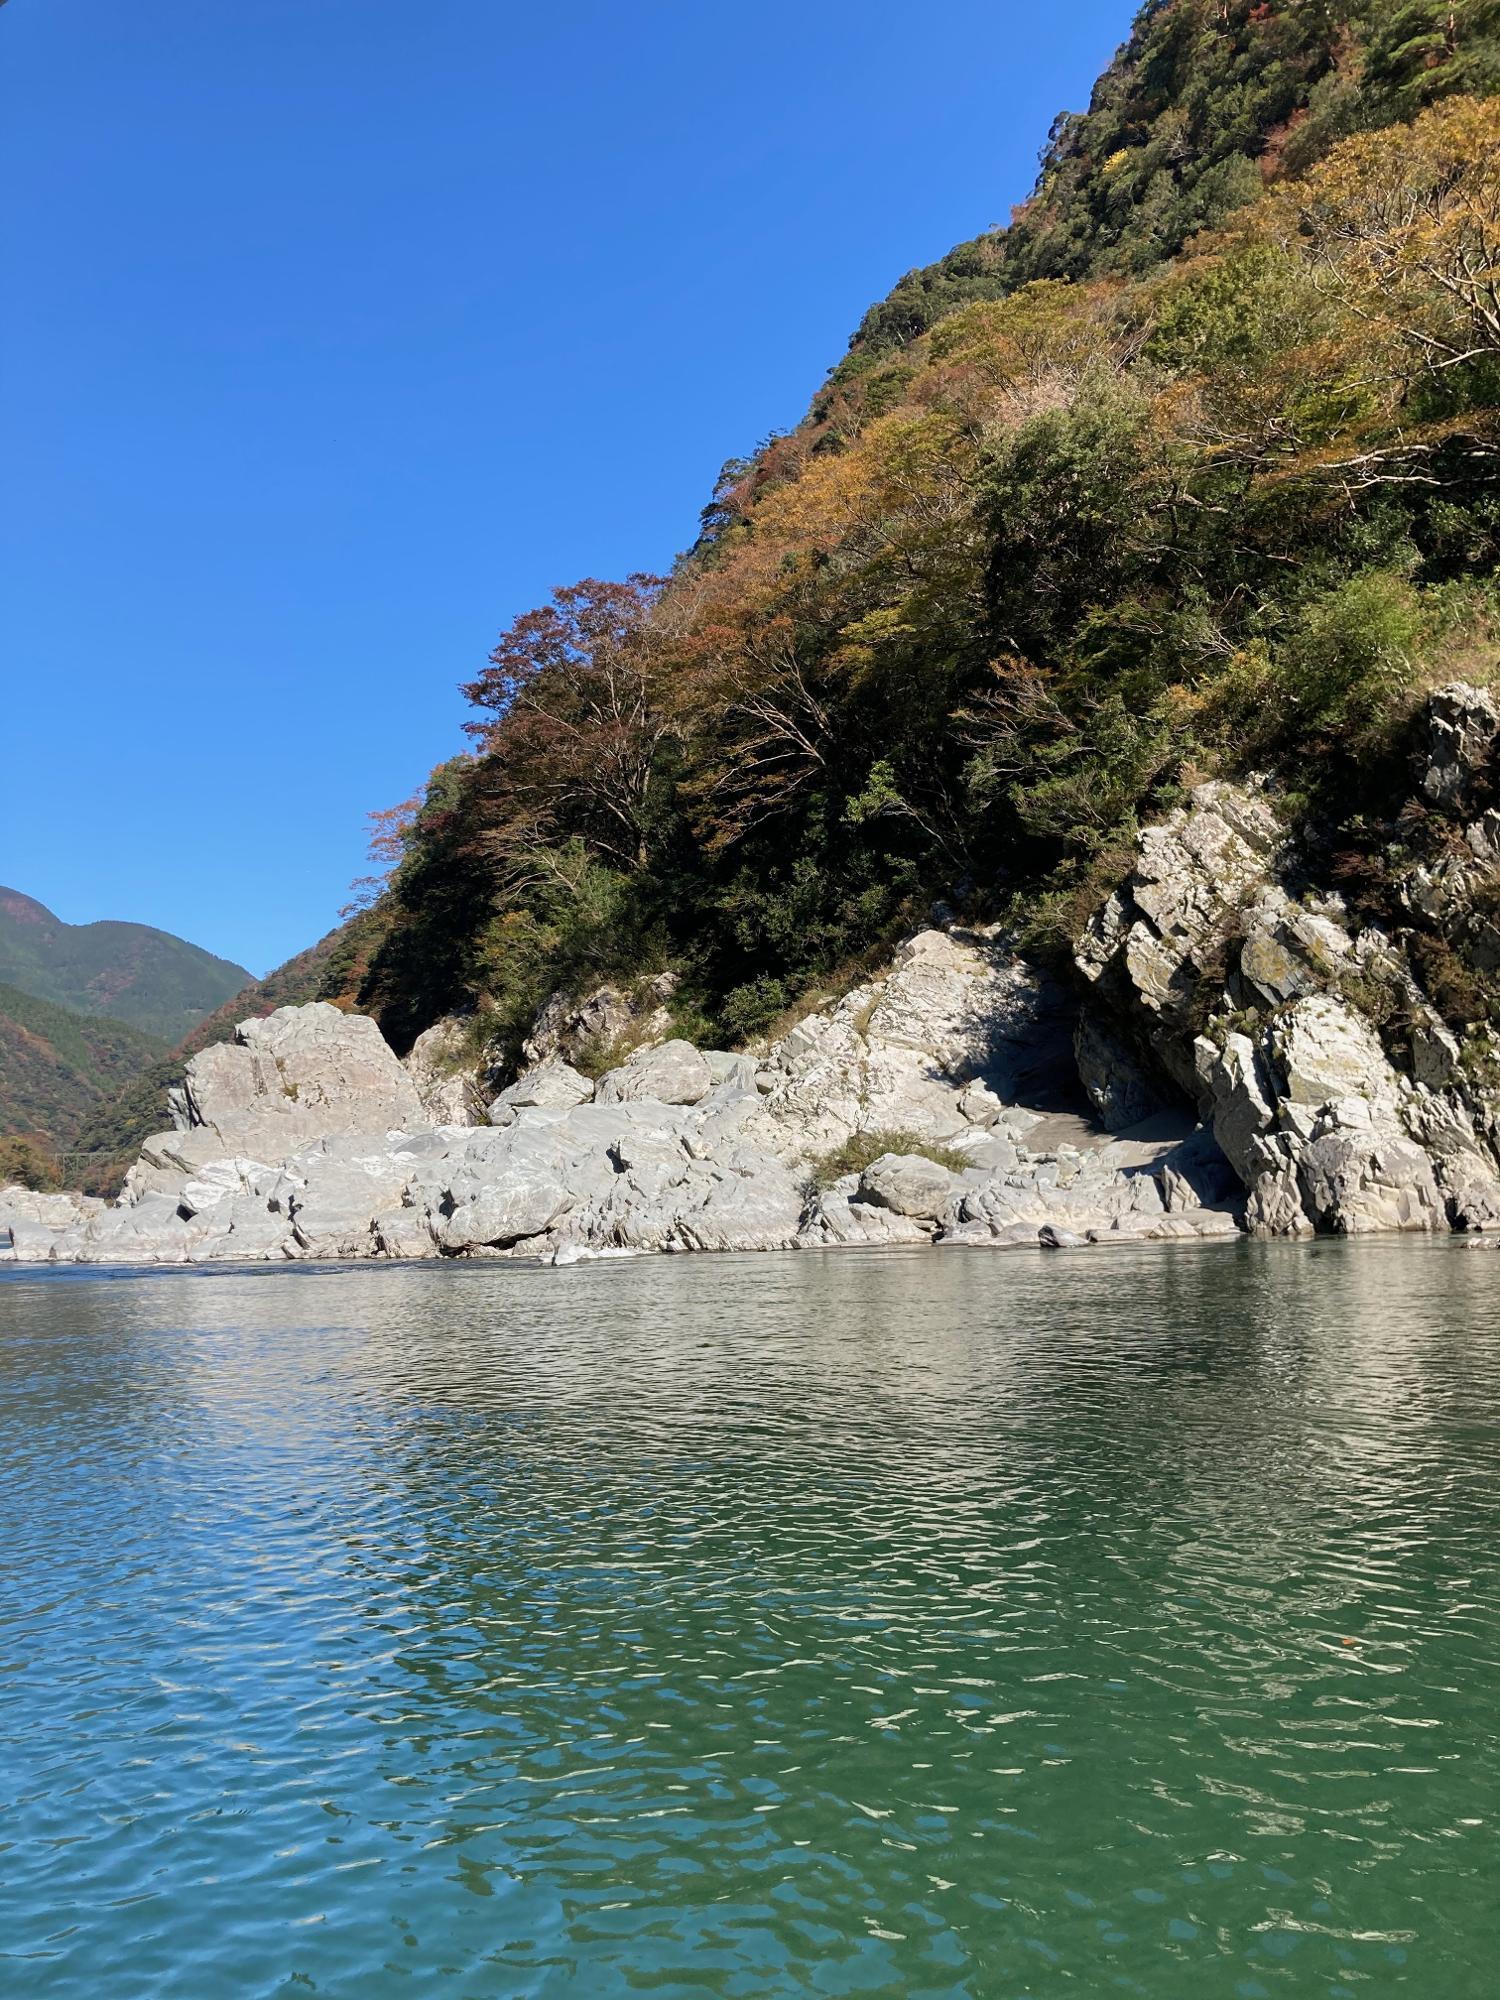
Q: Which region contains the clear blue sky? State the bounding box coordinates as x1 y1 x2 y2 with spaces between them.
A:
2 0 1128 977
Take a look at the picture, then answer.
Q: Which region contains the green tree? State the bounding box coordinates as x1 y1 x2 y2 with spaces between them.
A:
1366 2 1500 116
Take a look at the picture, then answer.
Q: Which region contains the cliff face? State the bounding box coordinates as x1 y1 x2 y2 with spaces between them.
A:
10 684 1500 1265
47 6 1500 1222
1075 688 1500 1237
334 15 1500 1095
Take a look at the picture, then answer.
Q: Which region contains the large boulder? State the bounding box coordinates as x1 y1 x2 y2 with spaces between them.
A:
280 1139 420 1259
856 1152 962 1222
408 1101 805 1258
176 1003 424 1156
488 1060 595 1122
798 1183 935 1246
436 1164 575 1253
665 1167 806 1255
0 1185 103 1232
595 1039 714 1106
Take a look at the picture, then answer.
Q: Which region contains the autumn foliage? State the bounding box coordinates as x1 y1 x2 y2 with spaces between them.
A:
351 49 1500 1067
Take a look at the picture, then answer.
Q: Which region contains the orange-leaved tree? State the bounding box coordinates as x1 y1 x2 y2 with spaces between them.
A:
462 575 673 886
1287 95 1500 382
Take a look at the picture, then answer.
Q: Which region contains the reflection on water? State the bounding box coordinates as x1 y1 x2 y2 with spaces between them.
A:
2 1241 1498 1997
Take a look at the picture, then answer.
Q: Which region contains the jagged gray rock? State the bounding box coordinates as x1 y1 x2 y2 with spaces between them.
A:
403 1017 488 1125
1195 997 1447 1236
1077 781 1283 1092
798 1182 935 1246
0 1185 105 1261
1420 682 1499 811
523 973 679 1068
1075 776 1500 1238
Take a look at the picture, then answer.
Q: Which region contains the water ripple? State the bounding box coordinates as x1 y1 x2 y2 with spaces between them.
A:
1 1240 1497 1996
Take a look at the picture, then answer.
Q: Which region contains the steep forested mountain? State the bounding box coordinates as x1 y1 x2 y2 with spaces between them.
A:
839 0 1500 385
67 0 1500 1189
0 981 166 1185
330 0 1500 1072
0 886 253 1044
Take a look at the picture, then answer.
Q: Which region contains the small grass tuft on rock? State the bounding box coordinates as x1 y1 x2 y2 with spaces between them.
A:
807 1128 970 1192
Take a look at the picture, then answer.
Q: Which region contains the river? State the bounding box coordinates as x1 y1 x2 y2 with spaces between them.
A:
2 1240 1497 1995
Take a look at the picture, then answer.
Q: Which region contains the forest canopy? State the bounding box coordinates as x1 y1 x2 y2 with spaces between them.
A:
347 71 1500 1071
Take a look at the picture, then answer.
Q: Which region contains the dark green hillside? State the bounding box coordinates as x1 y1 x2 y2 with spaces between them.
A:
0 886 253 1044
0 982 167 1181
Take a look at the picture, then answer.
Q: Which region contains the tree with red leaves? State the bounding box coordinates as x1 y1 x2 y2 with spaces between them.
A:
462 575 673 881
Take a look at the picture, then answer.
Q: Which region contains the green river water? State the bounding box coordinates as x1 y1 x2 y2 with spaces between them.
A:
1 1239 1497 1996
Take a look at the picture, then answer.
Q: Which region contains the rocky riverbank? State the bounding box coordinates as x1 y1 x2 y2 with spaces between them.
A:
7 684 1500 1268
0 926 1242 1265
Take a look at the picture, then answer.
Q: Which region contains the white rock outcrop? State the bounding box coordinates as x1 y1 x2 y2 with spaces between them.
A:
1 928 1245 1267
16 679 1500 1269
174 1003 425 1153
1077 780 1283 1090
744 927 1079 1160
1079 769 1500 1237
1420 682 1499 810
523 973 679 1068
1195 998 1447 1236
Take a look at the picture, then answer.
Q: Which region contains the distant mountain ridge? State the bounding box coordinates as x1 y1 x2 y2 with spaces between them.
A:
0 886 253 1045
